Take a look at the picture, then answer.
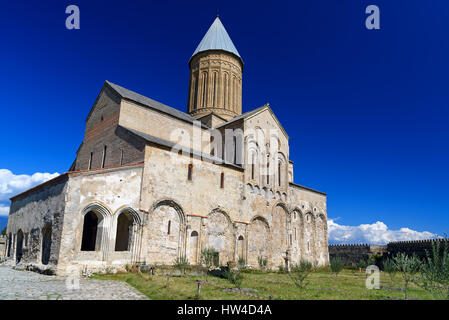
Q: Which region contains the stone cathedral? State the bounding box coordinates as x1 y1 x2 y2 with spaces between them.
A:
5 17 329 275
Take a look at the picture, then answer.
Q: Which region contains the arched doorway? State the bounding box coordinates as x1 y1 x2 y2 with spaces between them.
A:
272 205 288 267
189 231 199 263
81 211 103 251
204 210 233 265
247 217 270 267
148 201 185 263
115 212 133 251
41 224 52 265
16 230 24 263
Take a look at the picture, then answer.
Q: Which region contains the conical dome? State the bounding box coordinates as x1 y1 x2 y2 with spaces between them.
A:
191 17 243 65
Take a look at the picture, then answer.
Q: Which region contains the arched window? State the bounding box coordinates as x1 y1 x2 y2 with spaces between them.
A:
278 162 281 186
201 72 208 107
167 220 171 235
223 73 228 108
115 212 133 251
237 235 244 260
266 158 270 184
41 224 52 265
251 153 255 180
101 145 107 168
213 72 217 107
190 231 199 263
81 211 102 251
220 172 224 188
88 152 93 170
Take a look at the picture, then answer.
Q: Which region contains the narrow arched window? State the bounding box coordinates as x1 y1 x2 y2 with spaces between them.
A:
201 72 208 107
213 72 217 107
167 220 171 235
188 164 193 181
220 172 224 188
251 153 255 180
224 73 228 107
88 152 93 170
101 145 107 168
278 162 281 186
266 159 270 184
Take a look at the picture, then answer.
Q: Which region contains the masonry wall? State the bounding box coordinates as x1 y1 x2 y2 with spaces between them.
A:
0 236 6 258
74 86 146 171
6 176 69 266
57 165 144 274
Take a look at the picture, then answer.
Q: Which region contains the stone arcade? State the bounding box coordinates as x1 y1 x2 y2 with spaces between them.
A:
5 17 329 275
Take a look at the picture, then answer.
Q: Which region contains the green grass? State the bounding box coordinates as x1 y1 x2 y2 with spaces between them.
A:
91 269 438 300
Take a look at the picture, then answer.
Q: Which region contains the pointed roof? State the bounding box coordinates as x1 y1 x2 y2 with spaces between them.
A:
191 17 243 65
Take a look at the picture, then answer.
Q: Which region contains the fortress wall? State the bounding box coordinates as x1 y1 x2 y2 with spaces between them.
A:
387 238 449 259
328 244 387 266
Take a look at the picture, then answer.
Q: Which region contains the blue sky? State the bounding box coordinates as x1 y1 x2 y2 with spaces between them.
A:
0 0 448 242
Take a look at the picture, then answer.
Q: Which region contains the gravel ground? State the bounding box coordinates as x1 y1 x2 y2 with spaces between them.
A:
0 265 147 300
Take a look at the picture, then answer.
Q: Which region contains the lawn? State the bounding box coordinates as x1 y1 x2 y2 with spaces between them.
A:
91 268 438 300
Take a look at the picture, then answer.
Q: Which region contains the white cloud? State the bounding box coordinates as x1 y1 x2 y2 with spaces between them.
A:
0 169 59 216
327 218 437 244
0 204 9 216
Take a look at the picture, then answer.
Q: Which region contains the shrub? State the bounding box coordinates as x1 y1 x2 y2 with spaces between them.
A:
224 269 244 288
415 240 449 299
278 264 286 273
258 256 267 269
237 258 246 269
200 247 219 280
357 258 369 270
299 259 313 272
1 227 6 236
330 257 344 276
289 259 313 289
173 255 189 275
392 252 422 300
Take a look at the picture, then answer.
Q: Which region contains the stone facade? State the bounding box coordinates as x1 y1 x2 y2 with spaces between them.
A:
0 236 6 258
5 17 329 275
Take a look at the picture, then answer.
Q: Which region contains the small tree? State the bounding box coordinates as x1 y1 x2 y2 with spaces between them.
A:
382 258 396 284
200 247 218 281
1 227 6 236
173 255 189 275
330 257 344 277
289 259 313 289
392 252 421 300
415 240 449 299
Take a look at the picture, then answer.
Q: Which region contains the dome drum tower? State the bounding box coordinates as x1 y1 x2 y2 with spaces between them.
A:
187 17 243 122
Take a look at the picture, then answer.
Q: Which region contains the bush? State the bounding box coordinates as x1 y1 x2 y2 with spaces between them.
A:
1 227 6 236
173 255 189 275
415 240 449 299
237 258 246 269
357 258 369 270
224 269 244 288
258 256 267 269
200 247 219 280
330 257 344 276
289 259 313 289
